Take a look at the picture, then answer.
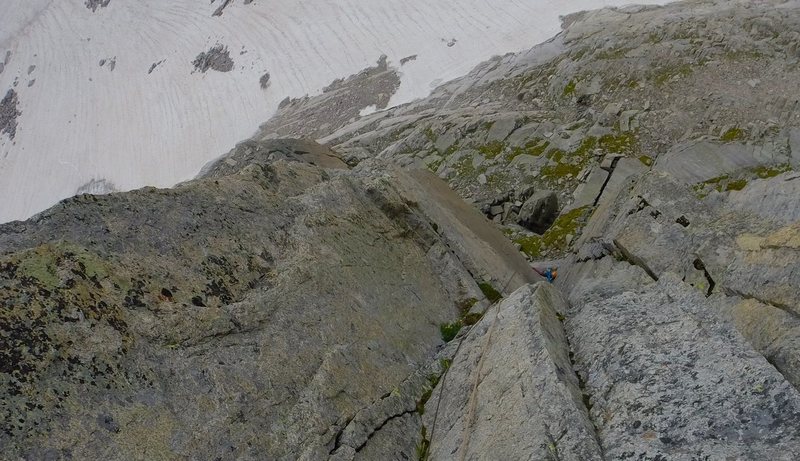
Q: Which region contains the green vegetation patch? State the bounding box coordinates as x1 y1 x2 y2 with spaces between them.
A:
454 156 477 178
477 141 506 159
595 47 633 60
598 132 638 156
478 282 502 303
720 127 747 143
508 139 550 162
540 137 603 183
638 155 654 166
752 163 791 179
439 321 462 342
694 164 791 198
653 63 693 85
416 373 442 415
563 80 577 96
512 206 591 258
426 158 444 173
423 126 437 143
416 426 431 461
725 178 748 191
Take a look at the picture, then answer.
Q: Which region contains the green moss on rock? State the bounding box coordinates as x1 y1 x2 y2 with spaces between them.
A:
440 321 462 342
513 206 590 258
478 282 502 303
477 141 506 159
563 80 577 96
720 127 746 142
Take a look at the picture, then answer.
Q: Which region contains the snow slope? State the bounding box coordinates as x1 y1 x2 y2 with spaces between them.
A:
0 0 669 223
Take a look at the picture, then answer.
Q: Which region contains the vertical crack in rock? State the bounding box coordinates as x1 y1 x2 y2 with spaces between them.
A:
1 89 21 140
193 45 234 73
592 156 622 207
352 410 417 453
561 316 604 460
612 239 658 282
692 258 715 297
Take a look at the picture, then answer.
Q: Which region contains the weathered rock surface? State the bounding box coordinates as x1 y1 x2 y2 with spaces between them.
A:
423 283 602 461
5 0 800 459
569 274 800 459
0 139 516 460
517 190 558 233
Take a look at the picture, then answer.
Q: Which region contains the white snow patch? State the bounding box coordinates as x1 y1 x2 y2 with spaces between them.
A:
0 0 671 223
359 105 378 117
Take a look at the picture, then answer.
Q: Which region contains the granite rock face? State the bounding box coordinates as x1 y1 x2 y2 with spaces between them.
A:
5 0 800 459
568 274 800 460
0 139 528 460
423 283 602 461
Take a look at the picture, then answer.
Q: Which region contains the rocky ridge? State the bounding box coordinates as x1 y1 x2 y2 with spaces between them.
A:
3 0 800 459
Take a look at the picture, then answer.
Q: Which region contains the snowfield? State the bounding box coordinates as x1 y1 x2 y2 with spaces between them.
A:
0 0 669 223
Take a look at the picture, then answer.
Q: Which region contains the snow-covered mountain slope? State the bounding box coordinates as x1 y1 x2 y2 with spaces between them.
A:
0 0 669 223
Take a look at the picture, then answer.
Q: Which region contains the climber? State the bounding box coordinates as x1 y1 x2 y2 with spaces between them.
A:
533 266 557 283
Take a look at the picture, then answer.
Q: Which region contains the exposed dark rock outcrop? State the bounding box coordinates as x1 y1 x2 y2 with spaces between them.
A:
0 89 20 140
85 0 111 12
192 45 234 73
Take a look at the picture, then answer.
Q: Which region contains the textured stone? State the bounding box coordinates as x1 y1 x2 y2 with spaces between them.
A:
424 283 603 461
725 172 800 225
790 127 800 168
485 116 516 142
654 140 787 184
0 140 494 460
731 298 800 391
517 190 558 233
568 274 800 459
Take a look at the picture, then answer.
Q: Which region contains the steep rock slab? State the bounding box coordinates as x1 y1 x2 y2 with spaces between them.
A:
567 274 800 459
653 140 788 185
724 222 800 316
724 171 800 225
732 298 800 391
605 172 800 315
424 283 602 461
385 166 542 294
0 141 482 460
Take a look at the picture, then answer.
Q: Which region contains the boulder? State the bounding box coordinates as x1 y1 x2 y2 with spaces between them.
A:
517 190 558 233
